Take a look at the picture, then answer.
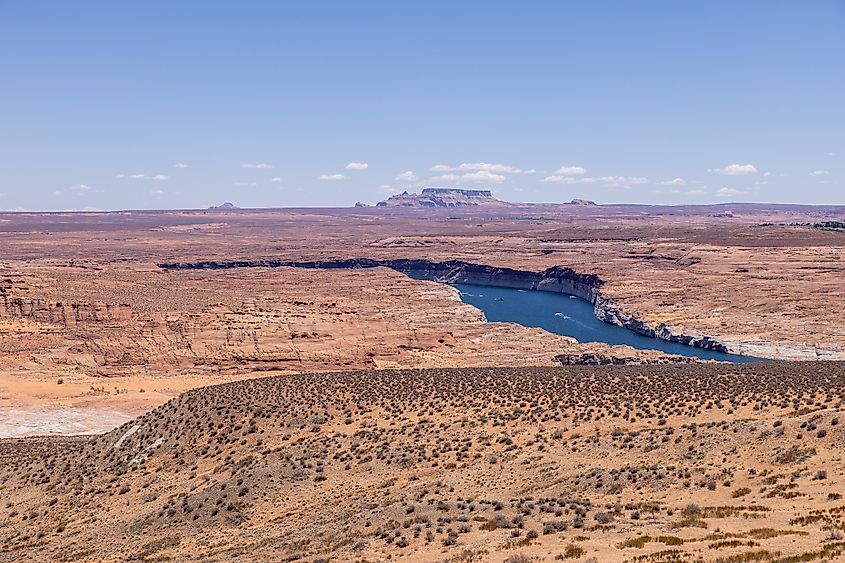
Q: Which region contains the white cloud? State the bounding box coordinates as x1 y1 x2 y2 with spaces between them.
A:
810 170 829 177
763 171 772 177
657 177 687 186
61 184 100 196
686 189 706 196
599 176 649 188
319 174 346 181
116 173 168 180
553 166 588 175
465 163 523 173
755 180 769 185
461 171 506 182
271 177 282 182
540 175 648 187
433 170 506 183
457 162 527 174
540 176 578 184
234 181 258 187
713 163 757 175
431 162 533 174
715 187 746 198
345 162 369 170
241 163 274 169
150 189 164 195
173 163 191 169
394 170 418 182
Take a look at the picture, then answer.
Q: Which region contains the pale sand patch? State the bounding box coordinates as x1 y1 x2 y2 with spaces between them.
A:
0 406 131 438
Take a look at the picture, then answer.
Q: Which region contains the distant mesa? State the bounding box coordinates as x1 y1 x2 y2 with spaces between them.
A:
360 189 598 209
208 202 239 210
370 187 509 208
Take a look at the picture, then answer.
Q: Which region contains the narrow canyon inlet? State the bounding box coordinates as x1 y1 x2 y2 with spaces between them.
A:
452 283 763 363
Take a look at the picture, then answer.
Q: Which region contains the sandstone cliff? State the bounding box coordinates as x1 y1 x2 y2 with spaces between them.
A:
158 258 740 356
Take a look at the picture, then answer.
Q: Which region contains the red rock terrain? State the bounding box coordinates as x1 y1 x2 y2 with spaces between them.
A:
1 203 844 437
0 261 671 437
2 203 845 562
2 202 842 361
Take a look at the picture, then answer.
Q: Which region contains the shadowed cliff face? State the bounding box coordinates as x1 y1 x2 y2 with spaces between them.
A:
157 258 603 302
157 258 737 355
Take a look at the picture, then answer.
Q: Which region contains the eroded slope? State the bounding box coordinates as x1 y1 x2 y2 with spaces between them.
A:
2 363 844 562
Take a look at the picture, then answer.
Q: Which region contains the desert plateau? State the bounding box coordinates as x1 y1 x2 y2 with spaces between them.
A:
2 204 845 562
3 2 844 561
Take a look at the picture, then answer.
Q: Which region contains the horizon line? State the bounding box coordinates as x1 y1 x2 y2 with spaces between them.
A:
2 200 845 215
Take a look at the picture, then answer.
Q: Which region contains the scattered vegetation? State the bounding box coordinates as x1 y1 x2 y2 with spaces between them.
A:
0 364 843 561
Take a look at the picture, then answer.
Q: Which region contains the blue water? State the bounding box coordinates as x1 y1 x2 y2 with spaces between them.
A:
452 283 763 363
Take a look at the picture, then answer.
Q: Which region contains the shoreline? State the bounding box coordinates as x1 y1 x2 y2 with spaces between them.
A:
157 257 826 361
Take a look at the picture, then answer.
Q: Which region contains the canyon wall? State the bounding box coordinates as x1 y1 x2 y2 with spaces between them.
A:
158 258 736 355
1 266 684 386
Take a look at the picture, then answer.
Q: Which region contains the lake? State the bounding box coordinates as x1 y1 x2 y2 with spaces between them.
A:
452 283 763 363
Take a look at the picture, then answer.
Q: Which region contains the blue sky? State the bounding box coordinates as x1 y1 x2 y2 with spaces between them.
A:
1 1 843 210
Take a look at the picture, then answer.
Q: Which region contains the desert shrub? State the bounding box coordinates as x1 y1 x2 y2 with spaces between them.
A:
732 487 752 498
594 512 613 524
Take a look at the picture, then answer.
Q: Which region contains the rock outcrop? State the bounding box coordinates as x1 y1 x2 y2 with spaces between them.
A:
1 282 132 327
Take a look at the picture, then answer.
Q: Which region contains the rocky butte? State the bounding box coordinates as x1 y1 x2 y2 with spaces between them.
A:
362 187 509 208
207 201 239 210
355 189 597 208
